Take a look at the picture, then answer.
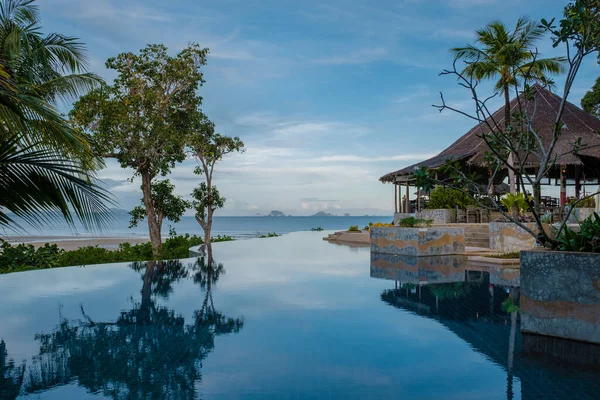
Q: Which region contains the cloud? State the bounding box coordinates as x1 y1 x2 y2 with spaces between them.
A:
300 198 339 202
315 154 438 162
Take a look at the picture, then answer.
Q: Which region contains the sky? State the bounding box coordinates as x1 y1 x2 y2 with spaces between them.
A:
39 0 600 216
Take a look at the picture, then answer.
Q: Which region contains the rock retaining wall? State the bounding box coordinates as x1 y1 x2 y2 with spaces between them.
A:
370 227 465 256
520 250 600 344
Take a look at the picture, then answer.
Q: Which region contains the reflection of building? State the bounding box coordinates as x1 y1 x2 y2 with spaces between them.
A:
372 258 600 399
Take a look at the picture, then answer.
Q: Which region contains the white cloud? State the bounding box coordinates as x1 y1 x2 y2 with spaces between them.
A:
315 153 438 162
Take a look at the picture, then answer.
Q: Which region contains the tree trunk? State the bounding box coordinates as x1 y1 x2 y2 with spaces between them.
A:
504 84 516 195
141 169 162 257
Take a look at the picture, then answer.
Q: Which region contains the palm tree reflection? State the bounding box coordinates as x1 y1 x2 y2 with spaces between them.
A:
21 255 242 399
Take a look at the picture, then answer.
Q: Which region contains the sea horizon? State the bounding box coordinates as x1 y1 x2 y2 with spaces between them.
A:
1 215 392 240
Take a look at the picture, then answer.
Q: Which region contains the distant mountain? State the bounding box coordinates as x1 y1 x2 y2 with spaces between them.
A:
311 211 334 217
266 210 287 217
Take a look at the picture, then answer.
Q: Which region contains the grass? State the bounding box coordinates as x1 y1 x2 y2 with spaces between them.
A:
484 252 520 259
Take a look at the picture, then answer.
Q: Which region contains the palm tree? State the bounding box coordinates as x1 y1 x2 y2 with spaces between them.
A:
452 17 565 194
0 0 112 230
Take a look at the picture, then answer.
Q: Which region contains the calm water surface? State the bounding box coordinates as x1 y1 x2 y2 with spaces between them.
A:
0 232 598 399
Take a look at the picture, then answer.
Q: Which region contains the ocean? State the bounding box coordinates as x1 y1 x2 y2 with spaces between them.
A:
1 215 392 239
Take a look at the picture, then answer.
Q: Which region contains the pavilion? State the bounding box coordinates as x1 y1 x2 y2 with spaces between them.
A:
380 85 600 213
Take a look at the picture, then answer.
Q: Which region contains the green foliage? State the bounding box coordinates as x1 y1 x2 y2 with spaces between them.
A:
348 225 361 232
257 232 281 238
556 212 600 253
191 182 226 224
0 0 111 230
572 196 596 208
581 76 600 117
311 227 324 231
0 241 62 272
502 297 520 313
485 252 520 259
412 166 435 193
427 282 476 300
129 180 190 228
0 234 237 274
427 187 475 210
453 16 564 95
501 193 529 214
397 217 433 227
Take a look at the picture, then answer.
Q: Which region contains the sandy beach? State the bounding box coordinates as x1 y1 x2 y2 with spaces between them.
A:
2 236 150 251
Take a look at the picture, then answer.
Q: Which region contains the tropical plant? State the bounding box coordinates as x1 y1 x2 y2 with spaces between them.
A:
501 192 529 218
70 43 209 256
129 179 190 231
189 114 244 247
311 227 324 231
427 187 476 210
572 196 596 208
556 212 600 253
348 225 361 232
257 232 280 238
397 217 433 228
452 16 565 194
0 0 112 229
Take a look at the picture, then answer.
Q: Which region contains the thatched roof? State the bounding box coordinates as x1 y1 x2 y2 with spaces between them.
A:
380 85 600 183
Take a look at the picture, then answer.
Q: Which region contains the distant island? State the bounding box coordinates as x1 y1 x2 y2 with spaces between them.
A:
311 211 334 217
266 210 288 217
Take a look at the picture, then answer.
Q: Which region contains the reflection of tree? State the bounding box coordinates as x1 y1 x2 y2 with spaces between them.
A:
0 340 24 400
22 257 243 399
192 248 244 335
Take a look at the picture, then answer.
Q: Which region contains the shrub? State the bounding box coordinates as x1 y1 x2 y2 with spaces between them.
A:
370 222 394 227
348 225 361 232
0 234 234 274
257 232 280 238
572 196 596 208
556 212 600 253
397 217 433 228
427 187 475 210
311 227 324 231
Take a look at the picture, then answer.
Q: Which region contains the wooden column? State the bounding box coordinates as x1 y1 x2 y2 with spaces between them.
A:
560 165 567 207
394 184 398 213
406 181 410 213
575 166 581 199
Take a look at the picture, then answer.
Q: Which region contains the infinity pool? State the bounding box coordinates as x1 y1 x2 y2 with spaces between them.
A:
0 232 598 399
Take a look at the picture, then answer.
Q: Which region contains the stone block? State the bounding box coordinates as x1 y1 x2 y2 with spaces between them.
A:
520 250 600 344
420 209 456 224
370 227 465 256
489 222 552 252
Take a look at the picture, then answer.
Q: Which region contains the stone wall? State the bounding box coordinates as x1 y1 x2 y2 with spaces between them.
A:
420 209 456 224
370 227 465 256
520 250 600 344
489 222 551 252
394 210 456 225
567 207 596 223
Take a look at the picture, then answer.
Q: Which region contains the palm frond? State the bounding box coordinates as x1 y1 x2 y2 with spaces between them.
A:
0 134 114 230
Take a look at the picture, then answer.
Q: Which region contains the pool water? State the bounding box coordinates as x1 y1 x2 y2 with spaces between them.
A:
0 231 598 399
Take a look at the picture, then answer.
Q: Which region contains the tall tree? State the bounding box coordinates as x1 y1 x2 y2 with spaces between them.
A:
581 76 600 117
0 0 111 230
452 17 565 193
129 179 190 235
189 115 244 247
70 44 208 255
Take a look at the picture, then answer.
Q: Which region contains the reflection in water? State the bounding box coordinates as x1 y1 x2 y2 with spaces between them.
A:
9 251 243 399
372 254 600 400
0 341 24 400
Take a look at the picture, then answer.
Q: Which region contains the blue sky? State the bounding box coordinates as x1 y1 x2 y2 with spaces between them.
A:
40 0 599 216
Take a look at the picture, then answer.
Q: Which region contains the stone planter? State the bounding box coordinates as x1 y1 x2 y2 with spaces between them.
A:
370 226 465 256
520 250 600 344
420 209 456 224
489 222 552 253
567 207 596 223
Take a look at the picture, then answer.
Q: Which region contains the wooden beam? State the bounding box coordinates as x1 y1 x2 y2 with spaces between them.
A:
394 184 398 213
560 165 567 207
406 181 410 213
